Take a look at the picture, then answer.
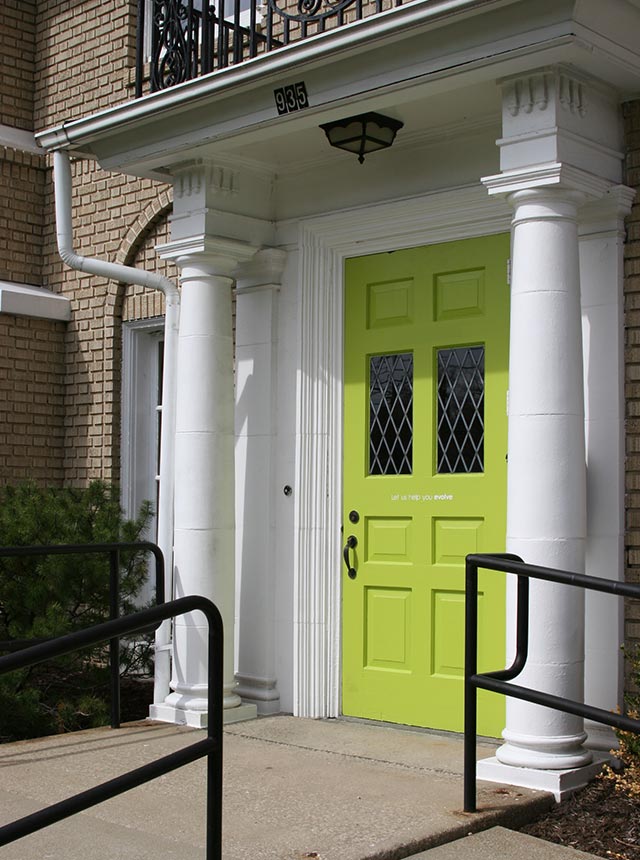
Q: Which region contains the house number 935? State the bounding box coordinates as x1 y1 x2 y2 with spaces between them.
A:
274 82 309 116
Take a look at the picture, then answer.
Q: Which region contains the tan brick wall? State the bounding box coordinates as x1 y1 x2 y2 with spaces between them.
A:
624 98 640 685
18 0 176 488
0 315 65 485
25 1 173 485
0 0 36 130
34 0 136 129
37 157 173 486
122 202 175 323
0 147 45 286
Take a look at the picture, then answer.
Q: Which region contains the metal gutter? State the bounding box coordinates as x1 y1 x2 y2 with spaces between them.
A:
36 0 518 152
54 151 177 706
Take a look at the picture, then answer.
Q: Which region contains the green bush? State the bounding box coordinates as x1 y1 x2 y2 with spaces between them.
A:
0 482 154 741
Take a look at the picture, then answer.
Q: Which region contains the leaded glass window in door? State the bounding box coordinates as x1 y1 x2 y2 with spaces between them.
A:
369 352 413 475
437 346 484 473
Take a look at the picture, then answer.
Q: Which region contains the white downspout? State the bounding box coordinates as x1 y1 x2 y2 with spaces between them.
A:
53 150 178 706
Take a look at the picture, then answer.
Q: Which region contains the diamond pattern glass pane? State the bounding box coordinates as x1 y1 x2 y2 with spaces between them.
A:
437 346 484 473
369 353 413 475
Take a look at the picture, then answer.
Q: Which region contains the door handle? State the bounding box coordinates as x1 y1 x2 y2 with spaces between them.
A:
343 535 358 579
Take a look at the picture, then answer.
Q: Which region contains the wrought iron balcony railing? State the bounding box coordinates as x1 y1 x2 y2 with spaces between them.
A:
135 0 403 96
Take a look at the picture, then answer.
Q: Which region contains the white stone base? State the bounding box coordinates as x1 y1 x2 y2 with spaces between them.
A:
235 674 281 715
476 753 610 802
149 701 257 728
223 703 258 724
585 720 618 753
242 697 281 715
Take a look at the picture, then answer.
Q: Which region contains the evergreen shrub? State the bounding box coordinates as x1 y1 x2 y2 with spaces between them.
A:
0 482 154 741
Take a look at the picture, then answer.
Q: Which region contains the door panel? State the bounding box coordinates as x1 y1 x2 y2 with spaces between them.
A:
342 234 510 736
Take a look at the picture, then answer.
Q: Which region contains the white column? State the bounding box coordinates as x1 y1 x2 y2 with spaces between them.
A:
498 187 592 770
580 187 635 749
477 67 626 797
150 236 257 728
234 249 286 714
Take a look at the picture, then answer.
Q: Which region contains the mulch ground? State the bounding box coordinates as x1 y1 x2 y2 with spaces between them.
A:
521 775 640 859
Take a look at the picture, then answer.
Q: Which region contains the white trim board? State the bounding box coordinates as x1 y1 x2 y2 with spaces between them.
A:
0 281 71 322
0 124 41 155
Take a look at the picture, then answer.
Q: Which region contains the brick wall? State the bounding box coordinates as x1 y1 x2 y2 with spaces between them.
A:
0 0 36 130
624 98 640 685
0 147 45 286
38 156 173 486
122 203 175 323
34 0 136 129
0 315 66 485
0 0 175 490
28 0 175 487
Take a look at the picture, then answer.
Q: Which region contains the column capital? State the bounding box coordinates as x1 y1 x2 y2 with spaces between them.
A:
168 157 276 246
156 235 259 277
494 65 623 184
235 248 287 292
482 163 612 201
578 184 636 238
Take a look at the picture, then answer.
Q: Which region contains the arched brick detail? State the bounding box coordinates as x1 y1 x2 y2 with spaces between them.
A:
105 193 174 322
116 189 173 267
100 195 176 485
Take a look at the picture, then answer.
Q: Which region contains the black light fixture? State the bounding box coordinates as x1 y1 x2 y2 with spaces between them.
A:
319 112 404 164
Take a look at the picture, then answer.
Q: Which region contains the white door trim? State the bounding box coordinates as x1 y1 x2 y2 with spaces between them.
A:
292 183 512 717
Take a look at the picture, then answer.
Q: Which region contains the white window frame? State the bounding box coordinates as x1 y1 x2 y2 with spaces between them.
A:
121 318 165 576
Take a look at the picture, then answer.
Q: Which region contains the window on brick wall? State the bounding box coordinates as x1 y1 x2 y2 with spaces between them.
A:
121 319 164 603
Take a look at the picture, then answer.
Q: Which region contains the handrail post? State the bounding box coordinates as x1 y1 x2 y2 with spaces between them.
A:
463 553 640 812
464 556 479 813
207 603 224 860
109 548 120 729
0 596 223 854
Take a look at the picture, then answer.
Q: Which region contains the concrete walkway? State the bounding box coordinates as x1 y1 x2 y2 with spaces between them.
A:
0 715 583 860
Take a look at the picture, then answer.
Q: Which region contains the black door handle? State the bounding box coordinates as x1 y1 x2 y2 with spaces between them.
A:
343 535 358 579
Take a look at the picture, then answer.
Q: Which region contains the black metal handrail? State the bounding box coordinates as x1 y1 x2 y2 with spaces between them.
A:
0 595 223 860
136 0 403 95
0 542 165 728
464 552 640 812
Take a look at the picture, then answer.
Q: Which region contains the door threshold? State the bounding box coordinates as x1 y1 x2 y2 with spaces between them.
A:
338 715 501 747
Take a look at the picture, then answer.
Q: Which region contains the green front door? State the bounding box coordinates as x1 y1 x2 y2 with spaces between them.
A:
342 234 510 737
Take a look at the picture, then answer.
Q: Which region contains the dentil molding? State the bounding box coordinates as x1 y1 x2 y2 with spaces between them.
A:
504 71 587 119
172 159 239 198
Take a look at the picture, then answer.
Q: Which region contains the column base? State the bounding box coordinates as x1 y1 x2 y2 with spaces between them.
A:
149 700 257 728
235 673 281 715
477 753 609 802
497 728 593 770
585 720 618 753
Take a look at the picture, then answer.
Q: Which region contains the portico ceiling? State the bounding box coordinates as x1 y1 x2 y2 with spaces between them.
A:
35 0 640 180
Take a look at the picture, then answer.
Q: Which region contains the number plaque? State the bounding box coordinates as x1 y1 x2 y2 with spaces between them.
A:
274 82 309 115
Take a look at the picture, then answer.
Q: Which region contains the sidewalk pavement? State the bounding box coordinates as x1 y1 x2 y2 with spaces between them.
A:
0 714 588 860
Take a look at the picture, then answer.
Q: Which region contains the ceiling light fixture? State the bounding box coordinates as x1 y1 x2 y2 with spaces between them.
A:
319 112 404 164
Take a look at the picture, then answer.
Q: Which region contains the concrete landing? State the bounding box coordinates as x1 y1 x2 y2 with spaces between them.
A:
412 826 603 860
0 715 555 860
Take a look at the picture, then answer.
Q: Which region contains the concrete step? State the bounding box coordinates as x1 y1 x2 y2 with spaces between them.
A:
0 716 554 860
412 826 602 860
